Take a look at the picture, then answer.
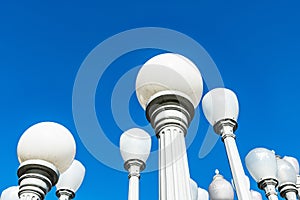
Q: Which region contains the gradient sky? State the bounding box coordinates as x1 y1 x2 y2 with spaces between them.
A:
1 1 300 199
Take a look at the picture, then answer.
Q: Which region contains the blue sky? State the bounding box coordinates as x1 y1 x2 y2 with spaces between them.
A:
1 1 300 199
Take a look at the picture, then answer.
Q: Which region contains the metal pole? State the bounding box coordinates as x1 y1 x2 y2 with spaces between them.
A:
214 120 252 200
146 93 195 200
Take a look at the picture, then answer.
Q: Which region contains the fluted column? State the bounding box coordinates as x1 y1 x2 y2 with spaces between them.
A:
158 126 192 200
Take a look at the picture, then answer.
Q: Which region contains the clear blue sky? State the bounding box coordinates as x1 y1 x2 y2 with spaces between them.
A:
1 1 300 199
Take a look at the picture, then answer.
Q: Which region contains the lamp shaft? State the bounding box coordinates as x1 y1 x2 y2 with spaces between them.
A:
221 125 251 200
259 180 279 200
159 126 192 200
146 94 195 200
128 176 139 200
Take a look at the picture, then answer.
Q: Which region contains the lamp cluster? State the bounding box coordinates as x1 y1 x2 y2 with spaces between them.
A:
246 148 300 200
1 122 85 200
1 52 299 200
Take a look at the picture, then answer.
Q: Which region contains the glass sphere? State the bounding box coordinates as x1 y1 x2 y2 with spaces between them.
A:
17 121 76 173
277 158 297 186
202 88 239 126
120 128 151 163
245 148 277 182
198 187 209 200
208 170 234 200
56 160 86 193
135 53 203 110
0 186 19 200
283 156 300 175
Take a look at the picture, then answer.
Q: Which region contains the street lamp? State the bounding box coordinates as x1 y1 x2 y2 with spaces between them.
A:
56 160 86 200
120 128 151 200
208 169 234 200
283 156 300 198
245 147 278 200
276 157 298 200
17 121 76 200
202 88 251 200
135 53 203 200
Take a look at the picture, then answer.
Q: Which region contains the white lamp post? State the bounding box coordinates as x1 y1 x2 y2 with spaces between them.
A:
245 148 278 200
208 169 234 200
135 53 203 200
202 88 251 200
283 156 300 198
56 160 86 200
17 121 76 200
120 128 151 200
0 186 19 200
276 157 298 200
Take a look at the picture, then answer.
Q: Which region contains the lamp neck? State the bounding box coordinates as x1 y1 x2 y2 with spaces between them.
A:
124 159 145 179
56 189 75 200
213 119 238 140
258 179 279 200
17 160 59 200
146 93 194 136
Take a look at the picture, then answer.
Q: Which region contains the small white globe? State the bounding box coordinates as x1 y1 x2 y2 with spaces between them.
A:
136 53 203 110
56 160 86 193
208 170 234 200
202 88 239 126
120 128 151 163
1 186 19 200
17 122 76 173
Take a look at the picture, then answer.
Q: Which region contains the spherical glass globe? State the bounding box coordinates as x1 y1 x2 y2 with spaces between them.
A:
17 121 76 173
283 156 300 175
250 190 263 200
208 170 234 200
202 88 239 126
120 128 151 163
135 53 203 110
190 179 198 200
0 186 19 200
277 158 297 186
245 148 277 182
197 187 209 200
56 160 86 193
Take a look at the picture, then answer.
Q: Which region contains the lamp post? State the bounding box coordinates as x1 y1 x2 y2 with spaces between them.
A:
17 121 76 200
202 88 251 200
276 157 298 200
283 156 300 199
208 169 234 200
56 160 86 200
245 147 278 200
120 128 151 200
135 53 203 200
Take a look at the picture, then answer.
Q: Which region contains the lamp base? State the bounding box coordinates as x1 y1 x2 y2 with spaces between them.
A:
17 159 59 200
278 183 298 199
146 91 194 135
